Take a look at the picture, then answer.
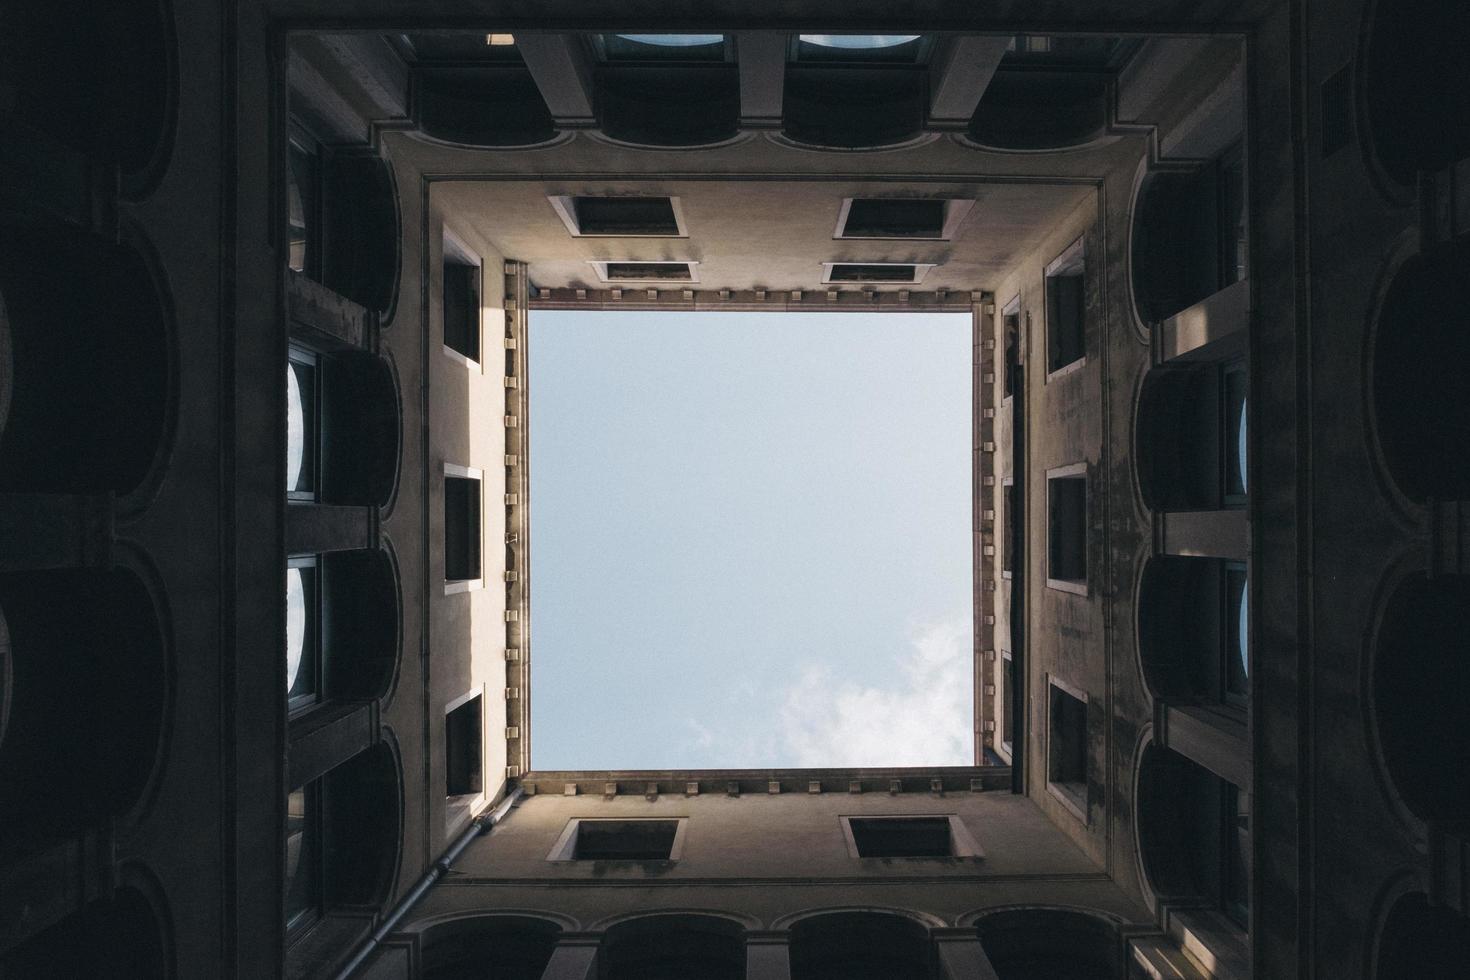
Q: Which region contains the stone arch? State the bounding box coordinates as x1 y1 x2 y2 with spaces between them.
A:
968 72 1110 151
787 910 934 980
969 906 1126 980
598 913 746 980
1136 554 1248 705
1374 891 1470 979
419 914 563 980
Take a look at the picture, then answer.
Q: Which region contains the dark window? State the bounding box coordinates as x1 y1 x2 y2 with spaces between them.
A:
444 474 482 582
604 262 694 281
573 196 680 235
286 558 321 711
1047 472 1087 585
1223 362 1248 503
848 817 952 857
598 34 728 62
1002 482 1017 575
827 263 918 282
1223 783 1251 928
1003 308 1021 399
573 820 679 860
287 136 321 277
286 350 318 499
840 199 945 239
1002 655 1016 752
285 786 321 933
445 695 483 804
443 259 480 362
1216 144 1247 289
1046 248 1086 372
1224 564 1249 704
1048 683 1088 810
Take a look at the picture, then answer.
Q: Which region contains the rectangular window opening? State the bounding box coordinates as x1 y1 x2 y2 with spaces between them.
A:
1048 681 1088 815
287 348 319 500
848 816 953 857
445 693 484 826
1002 303 1021 400
444 471 483 584
823 262 932 284
572 820 679 861
443 250 481 363
1047 469 1087 589
1045 241 1086 374
571 196 681 236
1001 654 1015 753
838 198 946 239
605 262 694 281
286 557 321 712
285 785 321 933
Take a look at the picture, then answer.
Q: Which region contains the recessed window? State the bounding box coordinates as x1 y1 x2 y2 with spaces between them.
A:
835 198 973 240
1001 653 1016 753
1223 362 1248 503
286 134 321 277
286 558 321 711
286 349 318 499
1224 563 1249 704
796 34 929 63
588 260 698 283
547 819 687 862
1002 297 1021 400
822 262 934 284
444 468 483 585
1048 680 1088 816
599 34 728 61
442 234 481 364
1002 481 1017 577
285 786 321 933
1045 239 1086 374
1047 466 1087 590
550 195 684 237
849 817 949 857
445 692 484 826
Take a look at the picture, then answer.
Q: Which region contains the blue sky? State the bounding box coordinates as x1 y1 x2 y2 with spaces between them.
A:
528 310 972 770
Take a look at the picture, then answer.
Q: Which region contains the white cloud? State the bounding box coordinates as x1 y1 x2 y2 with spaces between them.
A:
773 615 974 767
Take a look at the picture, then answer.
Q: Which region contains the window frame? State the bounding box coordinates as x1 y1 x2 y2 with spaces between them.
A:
1221 561 1249 710
1001 295 1022 403
1045 676 1090 822
548 194 689 238
1001 651 1016 756
441 227 483 368
444 688 486 832
443 464 484 593
1044 236 1087 379
284 782 324 939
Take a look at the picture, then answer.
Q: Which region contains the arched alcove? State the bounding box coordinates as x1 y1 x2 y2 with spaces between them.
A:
600 914 745 980
1373 572 1470 820
0 567 166 848
783 69 926 149
1137 742 1249 928
1362 0 1470 186
319 351 401 508
319 546 400 702
974 908 1123 980
1135 357 1247 513
321 740 402 909
1138 555 1249 706
0 886 170 978
1131 157 1245 325
415 67 558 148
597 66 740 147
420 915 560 980
1372 236 1470 502
789 912 932 980
0 0 176 186
967 72 1109 150
0 224 172 496
1376 892 1470 979
321 151 400 317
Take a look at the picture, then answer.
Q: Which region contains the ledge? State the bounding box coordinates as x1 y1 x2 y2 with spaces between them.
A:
288 271 372 351
1159 278 1249 363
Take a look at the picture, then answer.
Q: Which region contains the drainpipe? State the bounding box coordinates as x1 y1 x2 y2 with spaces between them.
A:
333 787 524 979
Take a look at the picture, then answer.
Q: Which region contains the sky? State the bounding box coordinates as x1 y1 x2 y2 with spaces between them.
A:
528 310 973 770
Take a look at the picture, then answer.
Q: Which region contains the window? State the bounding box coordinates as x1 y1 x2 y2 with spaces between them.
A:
550 195 685 237
1223 361 1248 504
1002 298 1021 400
445 692 483 827
821 262 935 284
1045 239 1086 374
588 260 699 283
1223 783 1251 928
1047 466 1087 590
1216 144 1247 289
795 34 930 63
1048 680 1088 816
833 198 974 240
442 234 481 364
1002 480 1017 576
285 557 321 712
444 468 482 586
1223 563 1249 705
547 818 688 861
286 349 318 500
286 133 321 277
1001 653 1016 753
597 34 728 62
284 786 321 934
849 817 949 857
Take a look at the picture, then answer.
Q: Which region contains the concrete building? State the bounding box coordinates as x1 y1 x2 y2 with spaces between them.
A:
0 1 1466 977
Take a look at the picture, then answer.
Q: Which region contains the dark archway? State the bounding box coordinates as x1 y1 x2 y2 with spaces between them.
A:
968 71 1108 150
1376 892 1470 980
789 912 933 980
1362 0 1470 185
421 915 561 980
0 567 166 851
1373 573 1470 820
1138 555 1248 707
600 914 745 980
975 908 1123 980
598 66 740 147
1372 236 1470 502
